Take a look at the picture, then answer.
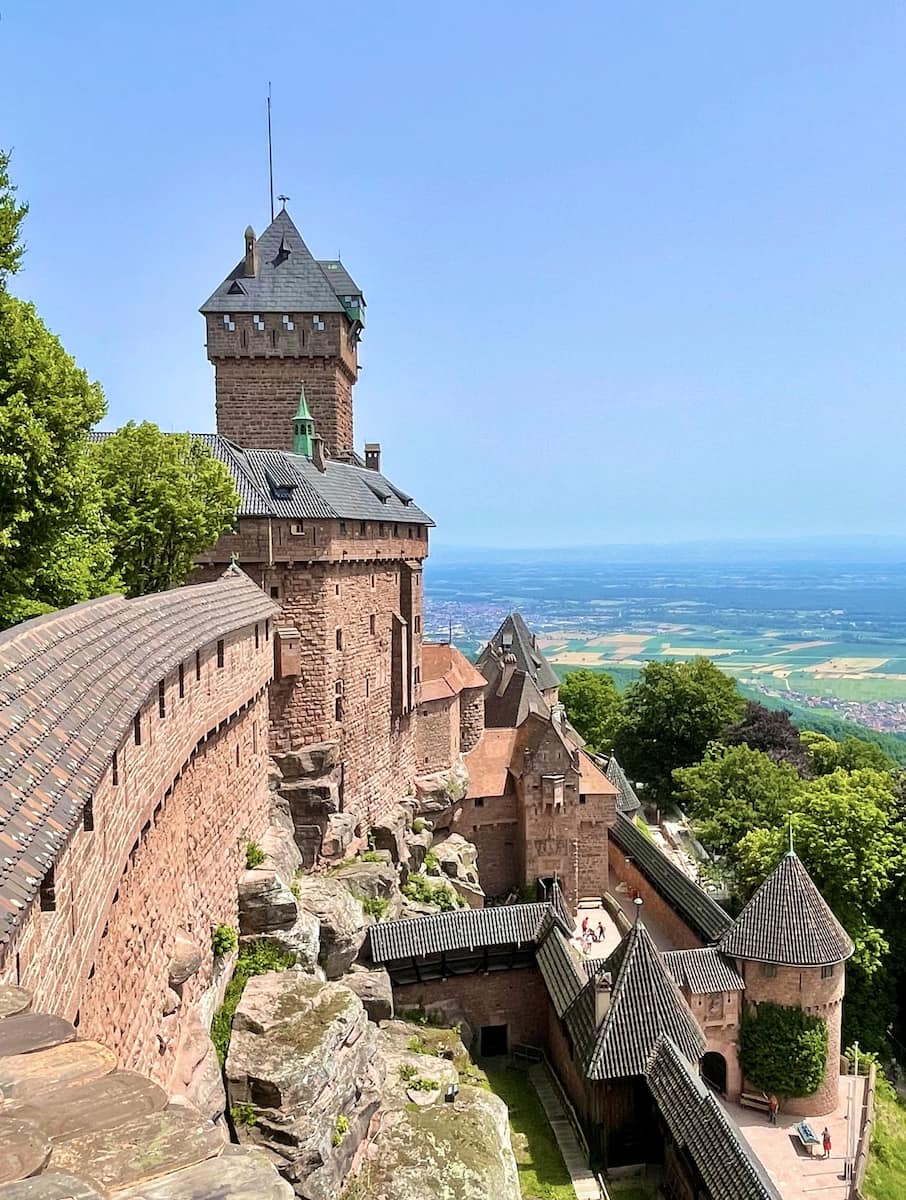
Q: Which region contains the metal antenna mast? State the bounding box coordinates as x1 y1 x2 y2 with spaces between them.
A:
267 82 275 221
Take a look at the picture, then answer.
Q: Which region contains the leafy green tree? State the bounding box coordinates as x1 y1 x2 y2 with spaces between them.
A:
612 658 745 803
90 422 239 596
674 744 802 859
559 668 622 751
0 292 110 627
801 731 894 776
739 1002 828 1098
0 149 28 283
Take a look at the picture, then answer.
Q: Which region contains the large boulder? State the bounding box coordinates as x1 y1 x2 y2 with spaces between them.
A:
292 878 367 978
414 759 470 831
370 806 410 867
402 828 432 876
238 871 298 937
332 861 403 921
168 931 202 989
320 813 356 863
225 973 382 1200
272 744 341 780
343 968 393 1023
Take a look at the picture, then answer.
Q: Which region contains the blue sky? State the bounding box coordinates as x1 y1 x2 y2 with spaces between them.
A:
3 2 904 548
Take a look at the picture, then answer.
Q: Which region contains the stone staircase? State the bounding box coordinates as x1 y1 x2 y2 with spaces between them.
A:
528 1061 604 1200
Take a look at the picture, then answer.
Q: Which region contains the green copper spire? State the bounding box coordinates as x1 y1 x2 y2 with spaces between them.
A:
292 389 315 456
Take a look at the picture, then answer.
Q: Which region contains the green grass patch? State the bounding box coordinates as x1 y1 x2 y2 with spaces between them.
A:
482 1062 575 1200
211 940 296 1066
864 1077 906 1200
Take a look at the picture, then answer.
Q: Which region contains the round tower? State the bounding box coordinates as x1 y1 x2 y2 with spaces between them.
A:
719 850 853 1117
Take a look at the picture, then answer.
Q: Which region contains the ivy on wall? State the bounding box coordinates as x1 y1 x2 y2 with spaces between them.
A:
739 1001 828 1097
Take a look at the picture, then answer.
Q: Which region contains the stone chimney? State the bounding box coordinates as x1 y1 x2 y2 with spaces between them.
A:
312 435 327 473
365 443 381 472
496 651 517 697
243 226 258 277
594 972 613 1027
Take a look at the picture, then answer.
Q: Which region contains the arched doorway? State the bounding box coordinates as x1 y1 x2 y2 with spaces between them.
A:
701 1051 728 1095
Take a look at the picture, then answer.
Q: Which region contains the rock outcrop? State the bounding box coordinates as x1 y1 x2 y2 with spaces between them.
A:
292 878 366 978
414 758 470 832
225 972 382 1200
344 1019 519 1200
342 967 393 1023
429 834 485 908
270 745 344 869
237 869 320 972
332 860 403 921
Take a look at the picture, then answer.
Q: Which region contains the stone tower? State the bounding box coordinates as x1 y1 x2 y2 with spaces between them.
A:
719 850 854 1117
200 210 364 458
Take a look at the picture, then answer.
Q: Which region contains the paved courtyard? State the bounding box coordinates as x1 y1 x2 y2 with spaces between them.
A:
722 1073 866 1200
572 903 623 959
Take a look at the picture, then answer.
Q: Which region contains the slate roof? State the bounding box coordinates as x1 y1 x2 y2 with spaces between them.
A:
584 921 706 1080
477 613 560 693
605 756 642 815
200 210 359 315
662 948 745 994
88 433 433 528
648 1037 782 1200
719 852 854 967
0 573 277 949
609 814 732 944
483 668 550 729
368 902 550 963
536 925 587 1017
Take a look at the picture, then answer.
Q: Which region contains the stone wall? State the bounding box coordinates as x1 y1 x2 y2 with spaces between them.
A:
739 959 845 1116
392 965 550 1052
683 989 743 1101
206 311 357 456
451 793 520 898
459 689 485 754
606 836 705 950
194 523 428 825
416 695 460 774
0 624 272 1087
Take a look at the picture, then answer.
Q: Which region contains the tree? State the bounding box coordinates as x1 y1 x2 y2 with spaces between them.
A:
612 658 745 803
90 422 239 596
801 731 895 777
674 744 802 860
722 701 810 774
0 292 110 627
739 1002 828 1098
559 669 622 752
0 149 28 283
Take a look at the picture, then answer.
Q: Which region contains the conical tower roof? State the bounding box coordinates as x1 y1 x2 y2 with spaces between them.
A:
720 852 854 967
585 919 705 1080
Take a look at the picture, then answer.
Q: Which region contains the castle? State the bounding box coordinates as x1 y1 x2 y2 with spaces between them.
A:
0 209 858 1200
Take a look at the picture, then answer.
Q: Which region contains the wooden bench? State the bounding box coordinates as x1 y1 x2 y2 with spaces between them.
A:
795 1121 821 1157
740 1091 771 1112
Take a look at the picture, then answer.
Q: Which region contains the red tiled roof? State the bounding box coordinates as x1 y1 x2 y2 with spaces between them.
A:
464 728 518 798
0 573 277 948
579 750 619 797
419 643 486 703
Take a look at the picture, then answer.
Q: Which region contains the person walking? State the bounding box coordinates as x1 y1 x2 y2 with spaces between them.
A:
581 915 589 936
768 1095 779 1125
822 1127 832 1159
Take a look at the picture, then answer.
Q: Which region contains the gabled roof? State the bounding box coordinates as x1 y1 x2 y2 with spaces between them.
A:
200 210 351 315
420 643 487 702
605 756 642 815
0 573 277 949
368 902 550 963
648 1037 782 1200
719 852 854 967
662 947 745 994
463 728 518 799
585 921 706 1080
477 613 560 693
609 814 732 944
579 750 617 797
536 924 587 1017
